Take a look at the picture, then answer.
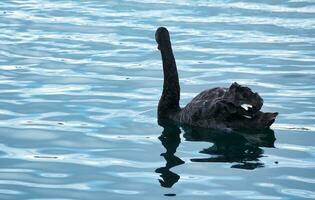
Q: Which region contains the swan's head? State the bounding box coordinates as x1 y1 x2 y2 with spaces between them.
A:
155 27 171 50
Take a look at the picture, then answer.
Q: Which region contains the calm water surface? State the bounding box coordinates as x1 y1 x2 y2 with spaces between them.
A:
0 0 315 199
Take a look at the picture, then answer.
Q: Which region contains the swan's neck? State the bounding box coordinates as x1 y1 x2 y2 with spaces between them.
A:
158 44 180 119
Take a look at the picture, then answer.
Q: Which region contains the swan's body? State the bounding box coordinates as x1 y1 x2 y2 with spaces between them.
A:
156 27 278 130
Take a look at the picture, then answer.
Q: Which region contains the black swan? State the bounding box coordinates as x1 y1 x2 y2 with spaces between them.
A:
155 27 278 130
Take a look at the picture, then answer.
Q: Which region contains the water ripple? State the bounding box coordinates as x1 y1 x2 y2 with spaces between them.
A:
0 0 314 199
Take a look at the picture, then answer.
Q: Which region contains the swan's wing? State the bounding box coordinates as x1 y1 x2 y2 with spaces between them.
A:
180 87 230 122
184 83 264 120
182 97 242 122
190 87 226 102
180 83 277 128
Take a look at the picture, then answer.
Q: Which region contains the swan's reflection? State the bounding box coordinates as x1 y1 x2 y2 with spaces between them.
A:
155 120 184 188
156 120 276 187
183 126 275 170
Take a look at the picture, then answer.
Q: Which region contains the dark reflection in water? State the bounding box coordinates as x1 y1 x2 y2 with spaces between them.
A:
183 126 276 170
155 121 184 188
156 120 276 188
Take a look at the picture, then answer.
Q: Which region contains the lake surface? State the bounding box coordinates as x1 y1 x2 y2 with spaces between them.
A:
0 0 315 199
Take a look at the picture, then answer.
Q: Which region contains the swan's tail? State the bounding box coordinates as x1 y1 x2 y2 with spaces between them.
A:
252 111 278 128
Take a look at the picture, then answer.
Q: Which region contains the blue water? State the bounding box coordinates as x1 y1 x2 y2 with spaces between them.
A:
0 0 315 199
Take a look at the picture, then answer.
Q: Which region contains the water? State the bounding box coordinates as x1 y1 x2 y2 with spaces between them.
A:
0 0 315 199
